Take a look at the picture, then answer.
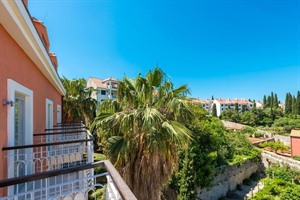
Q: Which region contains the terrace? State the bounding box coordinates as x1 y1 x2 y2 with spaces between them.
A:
0 122 136 200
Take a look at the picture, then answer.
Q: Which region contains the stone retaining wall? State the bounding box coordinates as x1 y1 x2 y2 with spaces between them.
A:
197 160 259 200
274 135 290 146
261 151 300 169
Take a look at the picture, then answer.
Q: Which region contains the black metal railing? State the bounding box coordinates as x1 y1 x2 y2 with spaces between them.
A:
0 122 137 200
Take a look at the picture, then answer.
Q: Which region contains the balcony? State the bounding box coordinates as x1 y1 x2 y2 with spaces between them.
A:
0 122 136 200
107 85 118 90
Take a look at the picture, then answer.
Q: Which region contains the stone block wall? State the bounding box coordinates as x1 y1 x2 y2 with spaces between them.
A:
274 135 290 146
261 151 300 169
197 160 259 200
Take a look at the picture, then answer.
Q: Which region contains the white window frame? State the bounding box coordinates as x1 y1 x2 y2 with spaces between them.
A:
57 104 61 124
45 98 53 129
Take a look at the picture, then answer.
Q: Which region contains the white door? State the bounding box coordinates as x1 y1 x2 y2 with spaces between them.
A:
14 94 26 193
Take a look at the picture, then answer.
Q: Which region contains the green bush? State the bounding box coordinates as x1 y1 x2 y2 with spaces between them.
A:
88 187 105 200
266 163 300 183
254 132 263 138
293 156 300 161
251 178 300 200
258 141 289 153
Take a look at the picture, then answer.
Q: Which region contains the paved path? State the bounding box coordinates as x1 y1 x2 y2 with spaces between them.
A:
226 181 264 200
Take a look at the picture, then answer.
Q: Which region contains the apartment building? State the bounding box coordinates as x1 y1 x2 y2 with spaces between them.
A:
87 77 119 103
191 98 255 117
213 99 254 116
191 99 213 113
0 1 135 199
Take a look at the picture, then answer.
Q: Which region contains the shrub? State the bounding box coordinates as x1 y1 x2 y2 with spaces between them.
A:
293 156 300 161
258 141 289 153
254 132 263 138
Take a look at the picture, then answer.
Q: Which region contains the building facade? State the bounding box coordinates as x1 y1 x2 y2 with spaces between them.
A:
0 0 65 196
191 98 256 117
0 2 136 199
213 99 254 117
87 77 119 103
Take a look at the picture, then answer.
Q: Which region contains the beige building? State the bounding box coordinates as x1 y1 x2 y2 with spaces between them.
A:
87 77 119 103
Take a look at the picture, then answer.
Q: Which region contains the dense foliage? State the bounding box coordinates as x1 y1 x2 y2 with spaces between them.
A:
219 91 300 133
258 141 290 153
61 77 97 125
252 164 300 200
171 106 261 200
273 116 300 132
251 178 300 200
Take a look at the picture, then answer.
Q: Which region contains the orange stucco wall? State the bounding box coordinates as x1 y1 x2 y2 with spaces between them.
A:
0 24 62 184
291 137 300 157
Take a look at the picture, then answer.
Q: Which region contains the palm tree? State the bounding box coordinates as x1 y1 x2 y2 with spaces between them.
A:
92 68 193 200
61 77 97 125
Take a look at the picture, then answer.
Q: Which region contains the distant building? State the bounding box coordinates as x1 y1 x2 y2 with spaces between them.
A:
256 101 263 109
279 103 285 110
213 99 254 116
191 98 256 116
191 99 213 113
87 77 119 103
291 130 300 157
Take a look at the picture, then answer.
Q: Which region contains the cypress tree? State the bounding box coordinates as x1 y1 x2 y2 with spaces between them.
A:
292 96 297 114
212 104 217 117
271 92 274 108
263 95 267 108
211 96 214 100
296 91 300 115
285 93 292 115
267 96 272 108
273 93 278 108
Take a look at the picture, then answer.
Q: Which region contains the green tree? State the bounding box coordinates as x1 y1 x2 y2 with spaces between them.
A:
263 95 267 108
271 92 274 107
240 111 257 126
267 96 272 108
234 103 239 112
220 109 240 123
176 112 220 200
212 103 217 117
92 68 192 200
292 96 297 114
242 104 247 112
61 77 97 125
296 91 300 115
285 93 293 115
274 93 278 108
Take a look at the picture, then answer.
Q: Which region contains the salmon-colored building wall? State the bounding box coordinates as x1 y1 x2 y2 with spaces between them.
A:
0 24 62 182
291 137 300 157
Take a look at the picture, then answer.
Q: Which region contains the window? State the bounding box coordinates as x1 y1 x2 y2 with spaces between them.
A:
100 90 106 95
57 105 61 124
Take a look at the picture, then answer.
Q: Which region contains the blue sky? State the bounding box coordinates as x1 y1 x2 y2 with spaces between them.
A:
29 0 299 101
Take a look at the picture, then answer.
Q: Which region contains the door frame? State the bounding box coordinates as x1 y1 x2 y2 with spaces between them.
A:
7 79 33 195
7 79 33 150
45 98 53 129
